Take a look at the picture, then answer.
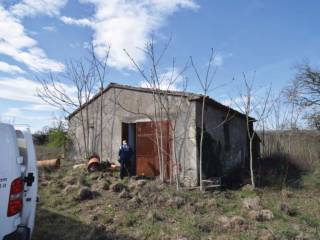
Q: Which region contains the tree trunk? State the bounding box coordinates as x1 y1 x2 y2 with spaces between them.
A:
249 138 255 189
100 88 103 160
199 96 206 191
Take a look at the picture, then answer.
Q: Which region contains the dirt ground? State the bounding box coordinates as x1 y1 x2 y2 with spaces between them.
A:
32 161 320 240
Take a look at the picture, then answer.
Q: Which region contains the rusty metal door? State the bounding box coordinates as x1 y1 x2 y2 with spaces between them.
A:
136 121 171 178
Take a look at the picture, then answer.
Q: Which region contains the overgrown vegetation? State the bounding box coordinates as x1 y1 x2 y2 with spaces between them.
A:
257 130 320 188
33 122 68 160
33 154 320 240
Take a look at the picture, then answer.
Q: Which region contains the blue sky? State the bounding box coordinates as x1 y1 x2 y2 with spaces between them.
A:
0 0 319 131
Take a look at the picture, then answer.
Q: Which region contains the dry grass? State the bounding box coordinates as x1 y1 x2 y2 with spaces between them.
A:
35 145 64 160
256 130 320 188
259 130 319 171
32 159 320 240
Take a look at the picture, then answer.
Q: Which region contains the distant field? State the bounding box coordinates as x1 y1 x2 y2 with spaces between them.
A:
35 145 64 160
259 130 320 171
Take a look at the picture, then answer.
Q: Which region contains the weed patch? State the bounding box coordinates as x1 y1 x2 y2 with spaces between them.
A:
33 161 320 240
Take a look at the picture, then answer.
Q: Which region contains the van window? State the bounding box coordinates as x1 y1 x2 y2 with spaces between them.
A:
16 130 28 165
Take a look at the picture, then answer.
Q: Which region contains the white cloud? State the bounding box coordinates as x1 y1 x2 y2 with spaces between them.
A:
203 53 224 68
0 77 77 131
69 42 80 48
0 6 64 72
3 108 24 118
0 7 36 49
222 96 244 107
1 106 63 133
0 77 76 105
0 44 65 72
140 68 184 90
2 107 52 125
221 95 258 114
83 41 90 49
213 54 223 66
60 16 93 27
10 0 68 18
42 25 56 32
23 104 58 111
61 0 199 69
0 61 25 74
0 77 42 103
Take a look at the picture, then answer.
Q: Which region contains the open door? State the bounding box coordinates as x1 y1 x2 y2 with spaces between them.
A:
121 122 136 175
135 121 171 179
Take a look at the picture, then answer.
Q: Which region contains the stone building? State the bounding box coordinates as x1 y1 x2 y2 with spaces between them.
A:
68 83 255 186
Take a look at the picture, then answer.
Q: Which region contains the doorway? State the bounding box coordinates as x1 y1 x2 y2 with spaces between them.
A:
122 121 171 179
121 122 136 175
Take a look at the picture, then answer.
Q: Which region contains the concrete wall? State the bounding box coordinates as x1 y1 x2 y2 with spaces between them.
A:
69 87 199 186
195 101 248 182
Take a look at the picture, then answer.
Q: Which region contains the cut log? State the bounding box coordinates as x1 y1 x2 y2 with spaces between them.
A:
37 158 60 169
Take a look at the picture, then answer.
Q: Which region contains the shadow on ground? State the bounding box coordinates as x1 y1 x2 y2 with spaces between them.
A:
256 153 305 188
32 207 137 240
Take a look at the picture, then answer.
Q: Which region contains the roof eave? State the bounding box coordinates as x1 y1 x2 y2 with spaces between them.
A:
189 96 256 121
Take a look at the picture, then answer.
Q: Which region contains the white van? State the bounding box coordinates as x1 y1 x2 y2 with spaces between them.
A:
0 124 38 240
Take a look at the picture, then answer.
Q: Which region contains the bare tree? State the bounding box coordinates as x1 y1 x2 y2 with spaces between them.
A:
91 45 110 161
37 46 109 159
123 38 191 189
286 63 320 129
235 73 272 189
190 48 218 191
261 88 316 188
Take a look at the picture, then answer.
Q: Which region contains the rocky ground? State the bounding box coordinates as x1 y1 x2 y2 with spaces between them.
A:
32 162 320 240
